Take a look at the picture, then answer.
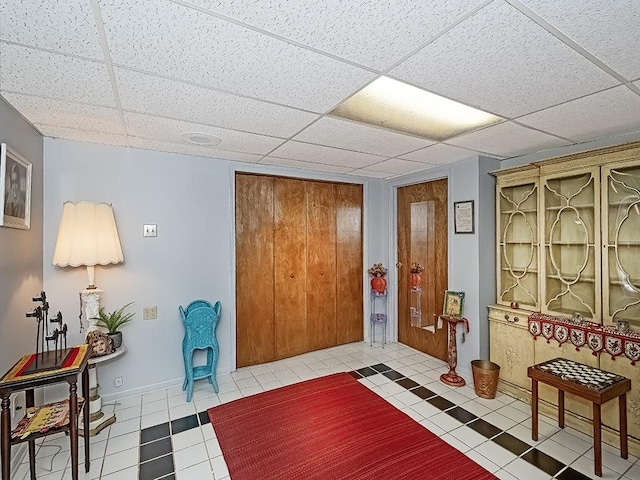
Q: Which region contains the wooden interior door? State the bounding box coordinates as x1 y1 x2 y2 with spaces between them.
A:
235 174 275 366
336 183 364 344
397 179 448 361
274 178 308 359
306 182 337 351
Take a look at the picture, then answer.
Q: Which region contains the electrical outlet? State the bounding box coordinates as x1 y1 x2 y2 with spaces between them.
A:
10 392 25 419
143 305 158 320
114 376 123 387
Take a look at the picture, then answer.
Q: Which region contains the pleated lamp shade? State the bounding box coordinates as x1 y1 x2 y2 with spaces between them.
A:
52 201 124 288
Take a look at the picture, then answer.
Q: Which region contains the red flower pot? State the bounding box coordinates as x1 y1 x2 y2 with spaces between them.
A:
411 273 422 288
371 277 387 294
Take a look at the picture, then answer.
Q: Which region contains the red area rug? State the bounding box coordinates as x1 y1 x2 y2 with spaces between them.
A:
208 372 496 480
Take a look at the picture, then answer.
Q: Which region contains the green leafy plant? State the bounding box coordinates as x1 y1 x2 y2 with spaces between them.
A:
91 302 135 333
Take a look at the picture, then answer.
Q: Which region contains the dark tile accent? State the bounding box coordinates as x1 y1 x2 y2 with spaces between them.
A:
427 395 455 411
355 366 378 377
140 437 173 463
521 448 565 476
396 377 419 390
198 410 210 425
555 467 592 480
445 406 477 424
140 422 170 445
493 432 531 456
467 418 502 439
411 386 436 400
370 363 391 373
170 414 199 435
382 370 405 381
347 370 362 379
139 453 175 480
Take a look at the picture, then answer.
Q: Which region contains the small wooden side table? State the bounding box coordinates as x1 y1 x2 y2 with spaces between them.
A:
0 344 90 480
438 315 469 387
528 358 630 477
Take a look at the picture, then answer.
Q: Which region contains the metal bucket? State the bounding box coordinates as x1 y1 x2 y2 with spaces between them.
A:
471 360 500 399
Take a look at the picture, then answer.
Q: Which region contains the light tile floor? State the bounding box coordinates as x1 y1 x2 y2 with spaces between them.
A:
10 342 640 480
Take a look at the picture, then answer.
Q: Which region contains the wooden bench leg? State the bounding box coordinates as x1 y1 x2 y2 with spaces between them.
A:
531 379 538 441
558 389 565 428
620 393 628 459
593 403 602 477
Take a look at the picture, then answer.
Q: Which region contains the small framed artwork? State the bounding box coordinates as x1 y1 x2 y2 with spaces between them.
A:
454 200 474 234
1 143 32 229
443 290 465 318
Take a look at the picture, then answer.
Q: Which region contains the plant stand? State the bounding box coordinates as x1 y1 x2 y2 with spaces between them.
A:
370 289 387 347
438 315 469 387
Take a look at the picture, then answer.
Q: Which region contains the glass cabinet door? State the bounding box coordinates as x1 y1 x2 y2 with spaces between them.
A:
602 162 640 327
542 169 600 319
497 181 539 310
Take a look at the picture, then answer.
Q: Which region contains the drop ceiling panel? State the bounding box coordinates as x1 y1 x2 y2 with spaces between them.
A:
390 1 619 118
400 144 479 164
266 141 385 168
357 158 432 176
127 137 263 163
37 125 128 147
189 0 486 70
447 121 569 157
0 0 103 60
99 0 374 112
520 0 640 80
0 44 116 107
123 112 285 155
259 157 352 175
115 68 319 138
346 169 393 179
3 93 123 134
292 117 435 157
517 86 640 142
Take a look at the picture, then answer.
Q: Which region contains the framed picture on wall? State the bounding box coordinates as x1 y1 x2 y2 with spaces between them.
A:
454 200 474 234
1 143 32 229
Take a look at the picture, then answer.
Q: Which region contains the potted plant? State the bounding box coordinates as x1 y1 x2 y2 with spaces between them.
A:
410 262 425 288
367 263 388 293
91 302 134 349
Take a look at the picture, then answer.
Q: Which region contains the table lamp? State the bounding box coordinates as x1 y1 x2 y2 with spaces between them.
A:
52 201 124 334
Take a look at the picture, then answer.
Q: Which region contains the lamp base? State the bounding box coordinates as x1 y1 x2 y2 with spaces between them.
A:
81 288 103 335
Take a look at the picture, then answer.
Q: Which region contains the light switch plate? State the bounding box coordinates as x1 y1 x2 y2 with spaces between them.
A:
143 224 157 237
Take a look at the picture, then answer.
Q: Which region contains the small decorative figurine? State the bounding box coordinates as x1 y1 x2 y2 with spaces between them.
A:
24 291 68 373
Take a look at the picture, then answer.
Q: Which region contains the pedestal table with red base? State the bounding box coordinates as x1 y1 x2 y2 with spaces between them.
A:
438 315 469 387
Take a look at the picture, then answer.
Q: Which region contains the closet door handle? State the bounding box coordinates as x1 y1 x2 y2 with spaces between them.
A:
290 274 294 278
396 262 403 268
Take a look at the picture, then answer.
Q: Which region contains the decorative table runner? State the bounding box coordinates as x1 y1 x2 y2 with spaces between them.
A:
528 313 640 364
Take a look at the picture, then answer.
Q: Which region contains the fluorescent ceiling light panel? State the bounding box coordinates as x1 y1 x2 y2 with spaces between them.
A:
330 76 501 141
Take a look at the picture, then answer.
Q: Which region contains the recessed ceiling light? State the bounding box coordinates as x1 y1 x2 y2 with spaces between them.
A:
329 76 501 141
180 132 222 146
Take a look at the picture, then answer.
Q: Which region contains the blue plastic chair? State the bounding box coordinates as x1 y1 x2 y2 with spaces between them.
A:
179 301 221 402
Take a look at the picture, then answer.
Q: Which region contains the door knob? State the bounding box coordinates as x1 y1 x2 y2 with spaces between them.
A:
396 262 403 268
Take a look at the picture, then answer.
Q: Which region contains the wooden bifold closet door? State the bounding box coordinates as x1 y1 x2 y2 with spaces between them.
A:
235 173 363 368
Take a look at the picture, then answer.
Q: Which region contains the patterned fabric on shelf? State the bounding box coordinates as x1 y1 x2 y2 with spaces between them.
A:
528 312 640 364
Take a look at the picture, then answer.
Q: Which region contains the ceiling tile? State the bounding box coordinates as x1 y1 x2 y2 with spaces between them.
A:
99 0 374 112
390 1 619 118
37 125 128 147
259 157 353 175
357 158 433 175
268 141 385 168
446 121 569 157
345 169 394 179
0 0 103 59
520 0 640 80
0 44 115 107
115 68 319 139
292 117 434 156
189 0 486 70
3 93 123 134
127 137 263 163
517 86 640 142
399 143 478 164
123 112 285 155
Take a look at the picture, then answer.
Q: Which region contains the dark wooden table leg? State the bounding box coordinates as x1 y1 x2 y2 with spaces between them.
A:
531 379 538 441
620 393 628 459
82 367 90 472
593 403 602 477
69 382 78 480
25 390 35 480
1 395 10 480
558 389 565 428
